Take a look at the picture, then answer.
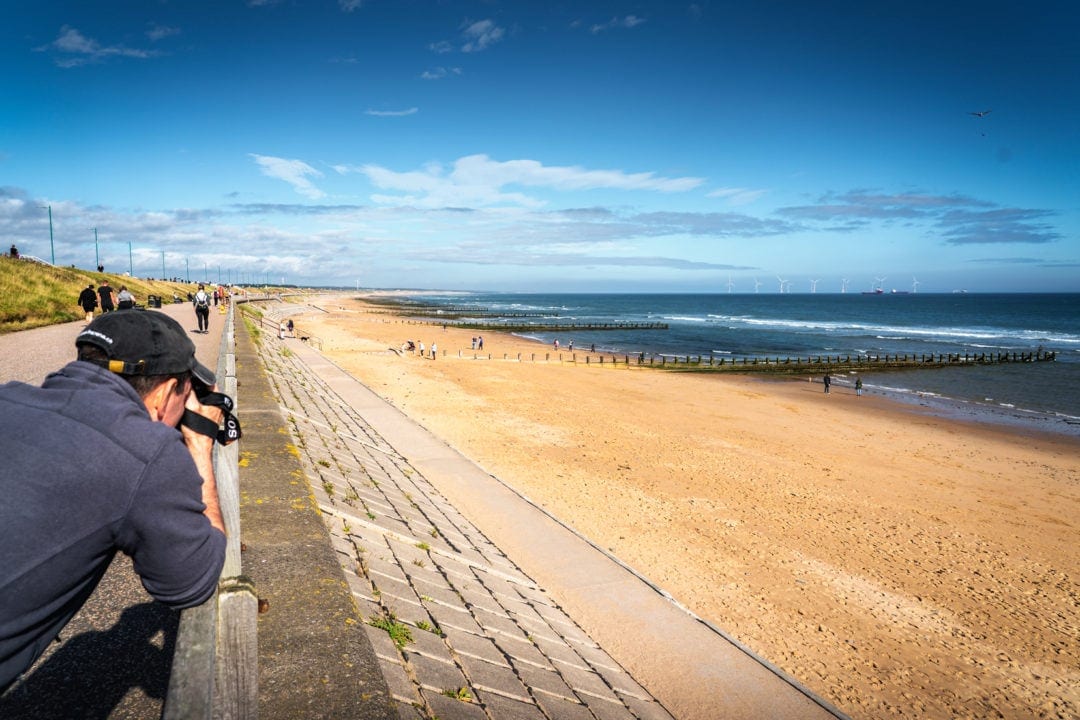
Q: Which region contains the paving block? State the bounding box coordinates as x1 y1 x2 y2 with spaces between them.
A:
379 657 421 706
582 696 637 720
404 650 470 695
363 622 407 663
406 622 452 661
425 603 484 637
618 692 677 720
554 661 621 705
446 629 509 666
421 689 489 720
533 694 597 720
513 662 578 702
471 606 530 642
529 633 587 669
456 654 531 703
493 634 551 669
476 690 548 720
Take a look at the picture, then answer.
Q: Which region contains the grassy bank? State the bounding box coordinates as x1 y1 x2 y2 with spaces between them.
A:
0 256 218 333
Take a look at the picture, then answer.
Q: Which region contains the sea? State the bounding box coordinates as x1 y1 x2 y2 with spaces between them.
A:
402 292 1080 438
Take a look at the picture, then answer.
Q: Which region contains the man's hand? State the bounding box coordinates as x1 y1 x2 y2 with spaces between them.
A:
179 384 227 536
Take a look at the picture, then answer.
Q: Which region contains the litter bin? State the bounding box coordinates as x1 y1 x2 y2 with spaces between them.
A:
147 295 162 308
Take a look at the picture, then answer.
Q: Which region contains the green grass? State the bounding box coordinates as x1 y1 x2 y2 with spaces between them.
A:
0 255 298 334
367 611 413 650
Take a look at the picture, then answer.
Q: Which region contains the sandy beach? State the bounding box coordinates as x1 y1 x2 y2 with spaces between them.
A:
288 293 1078 720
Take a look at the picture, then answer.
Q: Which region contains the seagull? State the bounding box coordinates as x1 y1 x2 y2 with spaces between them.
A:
969 109 992 118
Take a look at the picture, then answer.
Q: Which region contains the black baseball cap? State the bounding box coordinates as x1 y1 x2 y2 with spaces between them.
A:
76 310 215 386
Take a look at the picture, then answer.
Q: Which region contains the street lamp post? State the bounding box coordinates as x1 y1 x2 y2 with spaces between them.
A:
161 251 166 279
128 242 133 276
185 258 189 283
93 228 99 271
41 205 55 264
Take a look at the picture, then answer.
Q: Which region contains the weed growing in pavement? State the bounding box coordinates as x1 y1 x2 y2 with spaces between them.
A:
367 611 413 650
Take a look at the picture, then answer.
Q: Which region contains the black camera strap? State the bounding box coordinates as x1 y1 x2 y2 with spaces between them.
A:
181 390 241 445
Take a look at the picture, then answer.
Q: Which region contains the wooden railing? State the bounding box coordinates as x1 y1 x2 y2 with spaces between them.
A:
163 301 258 719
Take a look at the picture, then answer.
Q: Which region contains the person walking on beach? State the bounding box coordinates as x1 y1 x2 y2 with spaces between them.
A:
477 335 483 351
855 377 863 396
431 341 437 360
193 284 211 333
78 284 98 322
97 281 115 313
0 311 227 693
418 341 425 357
823 373 831 394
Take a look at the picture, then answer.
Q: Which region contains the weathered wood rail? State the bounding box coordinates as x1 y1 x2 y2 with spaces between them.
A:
164 299 258 720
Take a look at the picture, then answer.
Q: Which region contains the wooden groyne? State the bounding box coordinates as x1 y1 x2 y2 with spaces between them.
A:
395 319 669 332
574 349 1058 374
446 348 1057 374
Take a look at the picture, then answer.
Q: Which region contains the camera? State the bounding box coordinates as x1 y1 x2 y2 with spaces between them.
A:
184 378 241 444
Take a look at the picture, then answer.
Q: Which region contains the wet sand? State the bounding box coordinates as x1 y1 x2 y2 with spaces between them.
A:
291 294 1079 720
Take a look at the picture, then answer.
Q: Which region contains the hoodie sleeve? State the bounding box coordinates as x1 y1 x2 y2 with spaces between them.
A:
118 435 226 608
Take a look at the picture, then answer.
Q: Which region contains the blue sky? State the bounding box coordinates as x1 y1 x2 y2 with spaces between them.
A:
2 1 1078 292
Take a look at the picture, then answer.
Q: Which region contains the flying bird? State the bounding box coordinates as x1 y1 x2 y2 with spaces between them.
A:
969 109 993 118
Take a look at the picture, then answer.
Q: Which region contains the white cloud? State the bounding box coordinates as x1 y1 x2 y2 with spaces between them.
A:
146 23 180 42
365 107 419 117
461 19 505 52
354 154 705 208
421 66 462 80
249 154 325 199
38 26 159 67
707 187 768 206
591 15 647 34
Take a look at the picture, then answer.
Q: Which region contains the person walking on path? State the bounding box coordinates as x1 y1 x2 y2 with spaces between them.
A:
97 281 115 313
823 373 831 394
77 284 97 323
116 285 135 310
193 284 211 333
0 311 227 693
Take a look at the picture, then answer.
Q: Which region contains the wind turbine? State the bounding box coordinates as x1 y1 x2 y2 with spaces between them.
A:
753 277 762 293
726 275 735 293
874 276 887 292
912 276 920 294
776 276 786 294
841 278 850 294
810 279 820 294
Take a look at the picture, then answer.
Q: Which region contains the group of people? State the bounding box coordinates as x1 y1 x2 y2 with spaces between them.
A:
402 340 438 359
77 281 137 322
821 373 864 396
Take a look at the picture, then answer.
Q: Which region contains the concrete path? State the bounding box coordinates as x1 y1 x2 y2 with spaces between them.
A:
254 305 847 720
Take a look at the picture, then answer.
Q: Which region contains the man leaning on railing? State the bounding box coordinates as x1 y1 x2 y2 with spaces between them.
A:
0 311 229 693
